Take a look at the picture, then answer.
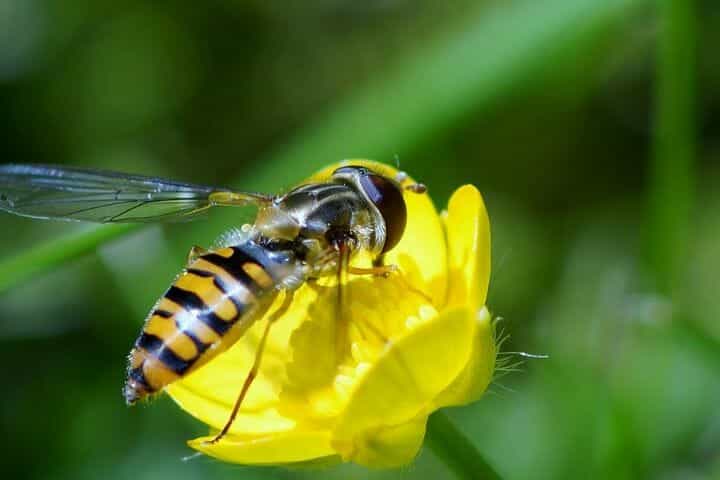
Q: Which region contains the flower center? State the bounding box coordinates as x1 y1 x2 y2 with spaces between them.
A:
278 272 438 426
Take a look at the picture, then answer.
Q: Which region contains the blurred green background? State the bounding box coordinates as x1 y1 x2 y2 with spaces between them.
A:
1 0 719 479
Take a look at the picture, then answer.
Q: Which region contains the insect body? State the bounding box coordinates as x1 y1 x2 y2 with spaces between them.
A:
125 242 294 403
0 161 425 443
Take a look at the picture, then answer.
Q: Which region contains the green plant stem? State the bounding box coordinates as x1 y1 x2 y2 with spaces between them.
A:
426 411 502 480
0 0 650 294
647 0 696 294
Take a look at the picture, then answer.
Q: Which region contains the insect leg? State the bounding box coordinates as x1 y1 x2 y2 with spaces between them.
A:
348 264 398 277
337 247 398 347
186 245 208 266
205 290 294 445
348 258 433 341
334 241 351 363
370 256 433 304
394 171 427 194
404 183 427 194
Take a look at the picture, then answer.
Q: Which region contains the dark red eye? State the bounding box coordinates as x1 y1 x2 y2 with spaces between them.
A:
359 174 407 253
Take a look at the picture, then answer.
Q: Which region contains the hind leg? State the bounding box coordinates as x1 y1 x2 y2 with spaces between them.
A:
205 291 294 445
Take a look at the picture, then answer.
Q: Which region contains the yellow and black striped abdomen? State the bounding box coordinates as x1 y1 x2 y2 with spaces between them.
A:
124 244 279 404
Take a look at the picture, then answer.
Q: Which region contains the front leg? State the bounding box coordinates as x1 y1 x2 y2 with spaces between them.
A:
186 245 208 266
347 264 398 278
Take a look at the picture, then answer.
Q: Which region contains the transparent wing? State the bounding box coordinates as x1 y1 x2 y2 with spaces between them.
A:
0 164 268 223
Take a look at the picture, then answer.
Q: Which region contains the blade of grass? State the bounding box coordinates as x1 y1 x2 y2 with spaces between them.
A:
0 0 650 295
646 0 696 295
0 224 136 293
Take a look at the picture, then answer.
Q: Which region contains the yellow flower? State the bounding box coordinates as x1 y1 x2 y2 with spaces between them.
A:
165 160 495 468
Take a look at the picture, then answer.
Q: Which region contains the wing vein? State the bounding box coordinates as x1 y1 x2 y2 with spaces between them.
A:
0 164 258 223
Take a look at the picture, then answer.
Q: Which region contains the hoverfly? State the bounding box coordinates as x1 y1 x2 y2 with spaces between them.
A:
0 161 426 443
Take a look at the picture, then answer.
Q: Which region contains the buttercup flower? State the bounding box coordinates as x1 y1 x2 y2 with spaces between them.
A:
166 160 495 468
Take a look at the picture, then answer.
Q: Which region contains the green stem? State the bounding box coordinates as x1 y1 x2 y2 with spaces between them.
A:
426 411 502 480
647 0 696 294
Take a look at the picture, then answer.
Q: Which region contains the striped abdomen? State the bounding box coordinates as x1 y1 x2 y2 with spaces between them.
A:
124 243 286 404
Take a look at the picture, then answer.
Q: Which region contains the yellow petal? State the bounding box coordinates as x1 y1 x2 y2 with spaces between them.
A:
331 306 474 464
188 429 337 465
443 184 491 310
434 187 495 406
307 159 447 306
340 415 428 468
433 306 496 407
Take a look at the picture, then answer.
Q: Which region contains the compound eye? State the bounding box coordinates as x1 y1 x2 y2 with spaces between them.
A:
359 174 407 253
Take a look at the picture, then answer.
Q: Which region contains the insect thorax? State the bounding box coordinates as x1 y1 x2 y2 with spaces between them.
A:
219 182 382 281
